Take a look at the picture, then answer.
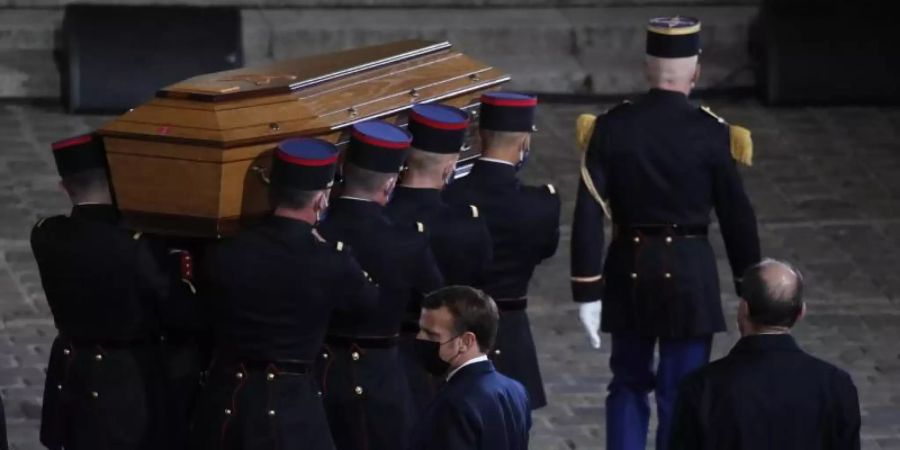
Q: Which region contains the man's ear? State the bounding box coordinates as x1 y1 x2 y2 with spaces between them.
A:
693 62 702 85
797 302 807 323
461 331 478 351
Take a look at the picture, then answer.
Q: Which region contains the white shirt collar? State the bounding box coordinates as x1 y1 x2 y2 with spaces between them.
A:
478 157 516 167
446 354 489 381
339 196 373 202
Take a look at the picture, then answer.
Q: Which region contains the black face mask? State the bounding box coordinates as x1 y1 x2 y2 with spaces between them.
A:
413 336 459 376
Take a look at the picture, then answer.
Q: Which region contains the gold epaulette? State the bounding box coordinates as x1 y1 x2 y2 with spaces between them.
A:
700 106 753 166
575 114 597 153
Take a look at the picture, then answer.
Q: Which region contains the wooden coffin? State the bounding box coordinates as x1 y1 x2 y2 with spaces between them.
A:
98 40 509 237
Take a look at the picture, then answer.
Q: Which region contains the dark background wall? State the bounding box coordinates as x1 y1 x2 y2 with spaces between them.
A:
0 0 761 99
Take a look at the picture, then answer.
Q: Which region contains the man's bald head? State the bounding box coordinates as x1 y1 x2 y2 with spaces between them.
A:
740 259 805 329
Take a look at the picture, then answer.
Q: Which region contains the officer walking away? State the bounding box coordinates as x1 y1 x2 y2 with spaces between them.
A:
191 138 377 450
317 121 444 450
32 134 170 450
670 259 861 450
570 17 761 450
444 92 561 410
386 104 493 413
409 286 531 450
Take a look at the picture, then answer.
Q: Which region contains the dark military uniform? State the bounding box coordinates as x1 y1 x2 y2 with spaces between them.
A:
32 204 168 450
191 216 376 450
318 197 444 450
570 86 761 449
670 335 861 450
444 159 561 409
571 89 761 335
191 137 376 450
387 187 491 287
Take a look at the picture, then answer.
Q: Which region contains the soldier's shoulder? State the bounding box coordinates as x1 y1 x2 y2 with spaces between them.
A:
696 105 731 128
594 100 633 123
522 183 560 201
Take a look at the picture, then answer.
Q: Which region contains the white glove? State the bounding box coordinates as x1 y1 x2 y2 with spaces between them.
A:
578 301 602 349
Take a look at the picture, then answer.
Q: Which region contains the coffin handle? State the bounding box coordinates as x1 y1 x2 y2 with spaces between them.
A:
251 165 271 185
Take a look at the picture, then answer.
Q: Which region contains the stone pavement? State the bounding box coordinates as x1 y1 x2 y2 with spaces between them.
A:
1 99 899 449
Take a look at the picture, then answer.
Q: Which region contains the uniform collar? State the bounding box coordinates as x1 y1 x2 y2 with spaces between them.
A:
392 186 443 204
263 215 316 237
70 203 119 224
645 88 692 107
330 197 390 222
470 159 518 185
729 334 801 355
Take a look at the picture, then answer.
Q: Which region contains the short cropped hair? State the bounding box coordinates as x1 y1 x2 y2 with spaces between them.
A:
422 286 499 352
342 163 395 195
268 186 320 210
61 168 110 201
741 259 805 328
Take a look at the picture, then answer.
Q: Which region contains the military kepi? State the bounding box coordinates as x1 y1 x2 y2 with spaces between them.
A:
346 120 412 173
408 104 470 154
479 92 537 133
51 133 107 177
646 16 701 58
271 138 339 190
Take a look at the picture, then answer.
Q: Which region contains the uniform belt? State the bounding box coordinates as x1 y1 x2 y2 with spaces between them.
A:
325 334 400 349
240 359 312 374
495 298 528 311
614 224 708 238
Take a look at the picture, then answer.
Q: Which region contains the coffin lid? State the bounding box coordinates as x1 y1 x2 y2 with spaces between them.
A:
99 40 509 150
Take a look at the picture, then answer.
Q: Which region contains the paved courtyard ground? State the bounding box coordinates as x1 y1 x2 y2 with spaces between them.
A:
1 99 899 449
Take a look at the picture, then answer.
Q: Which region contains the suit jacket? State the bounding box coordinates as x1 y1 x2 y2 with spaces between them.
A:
670 334 861 450
408 360 531 450
571 88 760 337
444 160 560 300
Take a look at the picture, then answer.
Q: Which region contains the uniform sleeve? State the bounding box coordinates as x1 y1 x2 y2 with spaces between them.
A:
538 188 562 261
832 372 861 450
668 375 703 450
334 251 379 313
415 243 445 298
570 121 609 303
710 126 761 295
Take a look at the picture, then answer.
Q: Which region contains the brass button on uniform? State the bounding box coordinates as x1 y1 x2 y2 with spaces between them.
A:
322 352 329 359
665 236 673 244
224 408 232 415
91 391 99 399
631 273 638 279
94 354 103 362
56 384 63 391
354 386 364 395
268 410 276 417
665 272 672 279
266 373 275 381
235 372 244 380
351 351 360 361
494 349 501 355
633 236 641 244
63 349 71 356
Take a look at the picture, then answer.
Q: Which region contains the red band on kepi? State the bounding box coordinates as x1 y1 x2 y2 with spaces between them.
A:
271 138 339 191
408 104 470 154
479 92 538 133
347 120 412 173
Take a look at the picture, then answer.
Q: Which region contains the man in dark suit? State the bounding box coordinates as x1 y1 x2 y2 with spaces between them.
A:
670 259 861 450
444 92 561 410
31 134 172 450
191 138 377 450
409 286 530 450
386 104 493 412
317 121 445 450
570 16 761 450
